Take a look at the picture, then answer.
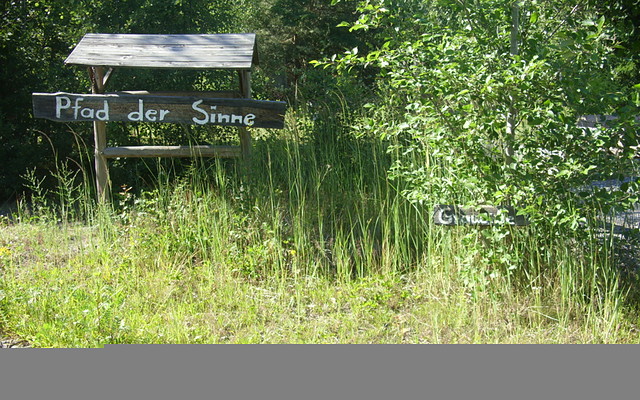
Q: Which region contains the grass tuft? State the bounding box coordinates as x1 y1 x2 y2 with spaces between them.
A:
1 108 639 345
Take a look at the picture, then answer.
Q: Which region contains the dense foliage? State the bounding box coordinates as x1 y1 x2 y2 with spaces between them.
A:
322 0 639 233
2 0 638 204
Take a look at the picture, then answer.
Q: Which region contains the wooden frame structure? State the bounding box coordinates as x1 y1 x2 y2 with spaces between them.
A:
33 33 286 200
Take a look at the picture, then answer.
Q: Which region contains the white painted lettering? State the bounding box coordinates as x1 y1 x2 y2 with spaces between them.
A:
80 107 95 119
243 114 256 126
159 109 170 121
96 101 109 121
209 106 217 123
217 113 230 124
145 109 157 122
73 97 84 119
55 96 71 118
128 99 144 121
192 100 208 125
231 114 243 124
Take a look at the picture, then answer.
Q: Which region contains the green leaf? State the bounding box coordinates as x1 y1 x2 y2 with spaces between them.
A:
597 15 605 32
529 12 539 24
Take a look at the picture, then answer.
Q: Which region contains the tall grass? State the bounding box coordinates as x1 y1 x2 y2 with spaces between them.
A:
0 107 638 345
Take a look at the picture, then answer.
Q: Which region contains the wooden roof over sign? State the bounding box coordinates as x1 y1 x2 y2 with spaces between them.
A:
64 33 258 70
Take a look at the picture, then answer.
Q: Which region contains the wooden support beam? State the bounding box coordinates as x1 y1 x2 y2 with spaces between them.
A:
239 70 252 99
102 145 241 158
103 67 115 88
90 66 109 202
238 70 252 159
238 128 251 159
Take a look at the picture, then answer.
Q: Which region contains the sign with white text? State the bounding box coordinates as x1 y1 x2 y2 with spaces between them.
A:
32 92 286 129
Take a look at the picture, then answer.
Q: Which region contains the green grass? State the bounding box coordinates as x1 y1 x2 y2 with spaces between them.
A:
1 110 639 345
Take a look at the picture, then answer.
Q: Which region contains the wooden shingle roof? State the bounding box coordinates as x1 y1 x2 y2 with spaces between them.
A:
64 33 258 70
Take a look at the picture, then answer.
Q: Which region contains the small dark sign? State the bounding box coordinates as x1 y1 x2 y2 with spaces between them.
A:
32 92 287 129
433 205 529 226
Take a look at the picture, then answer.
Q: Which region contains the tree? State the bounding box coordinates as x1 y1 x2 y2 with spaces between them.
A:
0 0 88 200
591 0 640 88
325 0 639 230
244 0 370 104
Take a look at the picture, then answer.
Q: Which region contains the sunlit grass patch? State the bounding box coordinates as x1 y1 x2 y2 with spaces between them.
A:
1 108 639 345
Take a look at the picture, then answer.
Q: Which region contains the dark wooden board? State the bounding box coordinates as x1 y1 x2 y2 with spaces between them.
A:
32 92 286 129
64 33 258 69
433 205 529 226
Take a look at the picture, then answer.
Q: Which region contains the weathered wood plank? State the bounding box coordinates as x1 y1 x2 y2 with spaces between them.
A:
73 45 254 54
78 33 256 45
433 205 529 226
102 145 241 158
71 50 255 59
65 33 258 69
66 59 253 69
66 57 253 68
32 92 287 129
72 54 253 64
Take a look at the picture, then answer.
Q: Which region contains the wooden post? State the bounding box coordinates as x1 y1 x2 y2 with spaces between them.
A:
239 70 252 159
90 66 109 201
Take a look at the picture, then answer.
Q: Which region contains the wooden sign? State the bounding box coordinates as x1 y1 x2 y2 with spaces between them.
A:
433 205 529 226
32 92 286 129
